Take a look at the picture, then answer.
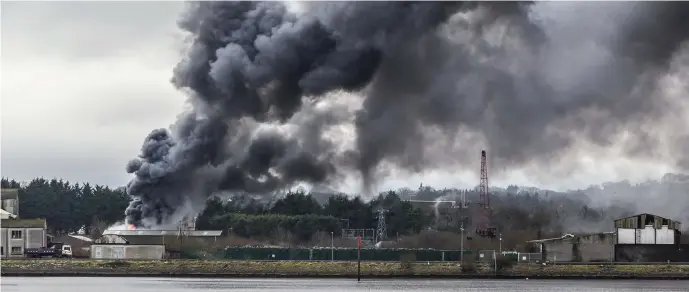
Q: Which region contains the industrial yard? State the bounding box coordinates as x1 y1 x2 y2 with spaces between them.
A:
3 154 689 280
2 150 688 280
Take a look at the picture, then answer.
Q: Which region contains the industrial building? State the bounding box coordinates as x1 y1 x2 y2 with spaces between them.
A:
527 232 616 262
1 188 19 218
528 213 687 263
92 233 166 260
91 216 222 260
614 213 681 244
92 229 223 259
613 213 688 262
1 188 49 259
0 218 48 259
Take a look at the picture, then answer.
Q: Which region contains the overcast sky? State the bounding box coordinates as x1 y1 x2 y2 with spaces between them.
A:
1 1 188 188
0 1 680 193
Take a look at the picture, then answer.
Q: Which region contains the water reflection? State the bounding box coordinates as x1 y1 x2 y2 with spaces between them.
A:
2 277 688 292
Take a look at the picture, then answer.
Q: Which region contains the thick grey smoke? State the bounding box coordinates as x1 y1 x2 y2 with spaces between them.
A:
125 1 689 228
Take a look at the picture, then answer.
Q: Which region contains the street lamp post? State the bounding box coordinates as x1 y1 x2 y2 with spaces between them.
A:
499 232 502 254
493 250 497 275
331 232 334 261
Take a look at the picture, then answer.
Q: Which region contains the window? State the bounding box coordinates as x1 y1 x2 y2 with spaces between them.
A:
11 230 22 239
11 246 22 255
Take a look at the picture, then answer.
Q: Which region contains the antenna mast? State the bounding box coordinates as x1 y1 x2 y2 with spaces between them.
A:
476 150 496 238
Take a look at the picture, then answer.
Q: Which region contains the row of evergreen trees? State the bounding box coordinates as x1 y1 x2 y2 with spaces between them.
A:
1 178 432 241
1 178 129 235
6 176 662 243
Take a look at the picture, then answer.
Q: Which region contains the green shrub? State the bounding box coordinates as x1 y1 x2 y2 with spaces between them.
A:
207 213 340 242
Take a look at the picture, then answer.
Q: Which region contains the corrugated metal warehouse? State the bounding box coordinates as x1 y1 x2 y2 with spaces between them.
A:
529 213 688 263
91 229 222 260
527 232 616 262
615 213 681 244
91 234 165 260
613 213 688 262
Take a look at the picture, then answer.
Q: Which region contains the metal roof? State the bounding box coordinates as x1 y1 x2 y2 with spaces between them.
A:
526 232 615 243
102 229 222 237
0 209 17 219
94 234 129 244
615 213 680 223
68 234 94 242
526 234 575 243
0 218 46 228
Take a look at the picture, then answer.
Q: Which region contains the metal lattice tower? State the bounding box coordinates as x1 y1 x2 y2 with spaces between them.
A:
476 150 496 238
376 209 388 242
479 150 489 212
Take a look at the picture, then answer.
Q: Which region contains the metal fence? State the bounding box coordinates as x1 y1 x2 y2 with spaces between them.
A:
515 252 542 263
477 250 496 262
476 250 542 263
223 247 472 262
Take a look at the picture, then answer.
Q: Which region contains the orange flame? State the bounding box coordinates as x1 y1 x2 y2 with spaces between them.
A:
127 224 136 230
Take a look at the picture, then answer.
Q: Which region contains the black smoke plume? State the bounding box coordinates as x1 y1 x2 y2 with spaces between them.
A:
125 1 689 228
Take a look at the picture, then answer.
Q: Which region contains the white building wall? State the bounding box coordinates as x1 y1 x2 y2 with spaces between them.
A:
639 225 656 244
8 228 26 258
0 228 6 258
92 245 124 259
618 225 678 245
617 228 636 244
656 226 675 244
2 199 18 216
26 228 45 249
0 227 47 258
91 245 164 260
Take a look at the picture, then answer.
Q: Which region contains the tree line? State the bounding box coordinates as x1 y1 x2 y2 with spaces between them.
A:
195 191 433 242
4 174 687 245
1 178 129 236
1 177 433 241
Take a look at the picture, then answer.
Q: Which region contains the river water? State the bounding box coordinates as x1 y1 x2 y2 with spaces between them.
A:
2 277 688 292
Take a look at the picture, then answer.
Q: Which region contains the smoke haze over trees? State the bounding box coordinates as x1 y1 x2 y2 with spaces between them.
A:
5 174 688 249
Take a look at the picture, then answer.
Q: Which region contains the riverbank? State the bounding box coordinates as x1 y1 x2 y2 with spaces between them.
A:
2 260 689 279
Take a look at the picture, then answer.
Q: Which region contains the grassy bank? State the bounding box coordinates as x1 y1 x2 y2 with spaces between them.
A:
2 260 689 279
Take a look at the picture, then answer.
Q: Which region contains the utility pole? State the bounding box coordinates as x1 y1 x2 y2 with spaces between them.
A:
493 250 497 275
357 236 361 282
331 231 334 261
499 232 502 254
460 222 465 263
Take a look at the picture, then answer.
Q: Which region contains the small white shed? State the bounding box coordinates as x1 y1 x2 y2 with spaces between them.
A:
90 244 165 260
91 234 164 260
